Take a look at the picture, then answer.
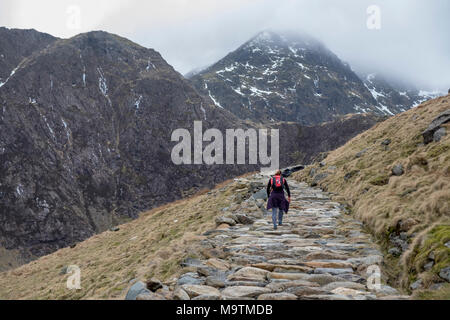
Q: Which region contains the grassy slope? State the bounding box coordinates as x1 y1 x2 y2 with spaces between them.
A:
0 174 256 300
293 95 450 298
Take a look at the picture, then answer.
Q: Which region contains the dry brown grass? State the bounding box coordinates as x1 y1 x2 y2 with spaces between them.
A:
294 95 450 296
0 174 253 300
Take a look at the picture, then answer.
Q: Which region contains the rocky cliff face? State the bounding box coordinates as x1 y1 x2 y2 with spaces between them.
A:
0 30 254 266
0 28 57 85
0 28 380 270
189 31 440 125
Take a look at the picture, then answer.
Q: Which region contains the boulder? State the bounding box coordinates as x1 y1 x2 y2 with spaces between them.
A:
215 216 236 226
381 139 391 146
125 281 151 300
173 287 190 300
391 164 404 176
252 189 267 200
422 109 450 144
373 285 399 295
197 266 220 277
428 251 435 261
146 278 163 292
433 127 446 142
180 258 205 268
177 273 205 286
312 173 329 184
410 279 423 290
439 266 450 282
232 214 255 225
136 292 166 300
423 261 434 271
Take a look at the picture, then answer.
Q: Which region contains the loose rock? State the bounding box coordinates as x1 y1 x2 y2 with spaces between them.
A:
439 267 450 282
125 281 151 300
392 164 404 176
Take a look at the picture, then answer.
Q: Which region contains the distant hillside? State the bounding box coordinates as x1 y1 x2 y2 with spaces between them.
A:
360 73 442 114
294 95 450 298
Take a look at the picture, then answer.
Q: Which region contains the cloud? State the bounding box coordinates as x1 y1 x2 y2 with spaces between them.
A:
1 0 449 91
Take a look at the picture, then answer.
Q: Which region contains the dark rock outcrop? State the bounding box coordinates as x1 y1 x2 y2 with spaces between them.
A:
422 109 450 144
0 30 254 267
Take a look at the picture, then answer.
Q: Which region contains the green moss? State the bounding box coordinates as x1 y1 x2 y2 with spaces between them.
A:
369 175 390 186
413 225 450 277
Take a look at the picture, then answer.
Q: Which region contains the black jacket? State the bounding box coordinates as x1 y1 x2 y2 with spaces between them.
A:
267 176 291 198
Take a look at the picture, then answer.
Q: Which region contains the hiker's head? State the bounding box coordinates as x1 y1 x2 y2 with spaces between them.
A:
275 170 282 176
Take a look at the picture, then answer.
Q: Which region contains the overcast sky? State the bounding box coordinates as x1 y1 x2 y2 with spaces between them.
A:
1 0 449 91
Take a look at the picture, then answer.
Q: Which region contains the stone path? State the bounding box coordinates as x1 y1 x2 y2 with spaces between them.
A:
128 174 411 300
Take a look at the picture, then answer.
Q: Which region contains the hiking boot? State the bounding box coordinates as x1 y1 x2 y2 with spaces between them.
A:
274 225 278 230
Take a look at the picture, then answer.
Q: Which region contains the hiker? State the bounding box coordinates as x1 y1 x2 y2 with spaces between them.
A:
266 170 291 230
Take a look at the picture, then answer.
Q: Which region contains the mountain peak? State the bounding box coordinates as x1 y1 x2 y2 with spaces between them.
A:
190 30 375 124
244 30 325 52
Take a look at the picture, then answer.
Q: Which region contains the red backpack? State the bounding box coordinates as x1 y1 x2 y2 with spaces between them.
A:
271 175 284 188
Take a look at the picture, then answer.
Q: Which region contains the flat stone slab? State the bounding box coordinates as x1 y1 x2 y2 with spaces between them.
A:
313 268 354 275
180 285 221 298
221 286 271 298
257 293 298 300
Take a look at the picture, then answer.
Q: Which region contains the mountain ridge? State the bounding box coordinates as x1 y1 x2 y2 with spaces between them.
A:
189 30 441 124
